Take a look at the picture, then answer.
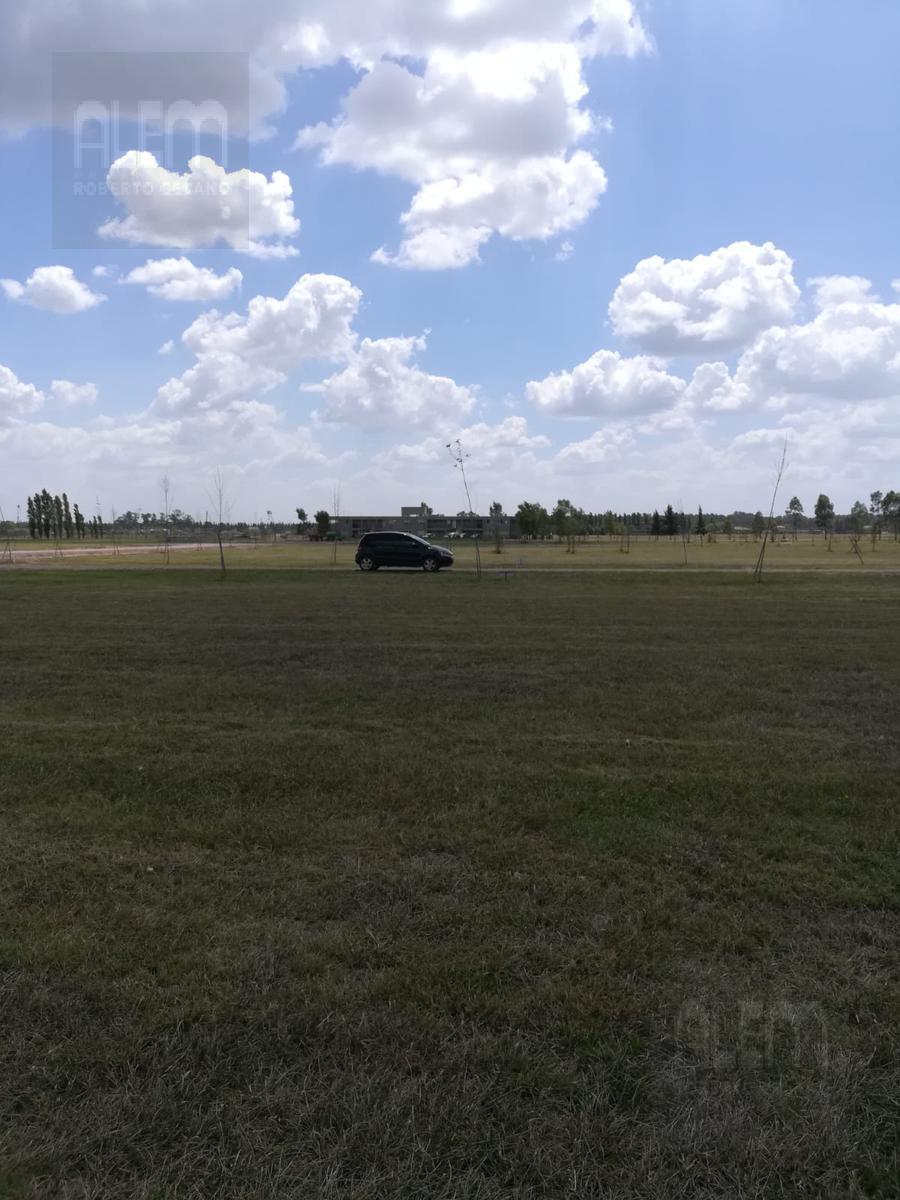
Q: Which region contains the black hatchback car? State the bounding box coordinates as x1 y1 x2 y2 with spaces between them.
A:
355 531 454 572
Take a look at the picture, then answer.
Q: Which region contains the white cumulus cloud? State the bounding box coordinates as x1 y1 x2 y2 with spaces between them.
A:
1 1 648 271
0 0 650 136
373 152 607 269
733 295 900 407
299 37 623 269
527 349 685 417
153 273 361 417
552 425 634 470
809 275 878 310
298 46 594 184
124 258 243 302
50 379 98 406
609 241 800 353
1 266 105 314
100 153 299 258
314 336 476 431
682 361 747 412
0 364 43 424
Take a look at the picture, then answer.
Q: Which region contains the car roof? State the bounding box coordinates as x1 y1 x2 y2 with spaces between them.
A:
363 529 419 537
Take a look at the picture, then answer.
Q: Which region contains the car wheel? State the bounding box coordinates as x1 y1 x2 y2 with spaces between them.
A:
422 555 439 572
358 555 377 571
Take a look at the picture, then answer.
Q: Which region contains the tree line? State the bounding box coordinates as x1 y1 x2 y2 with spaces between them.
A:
295 509 338 537
22 497 308 540
513 490 900 540
18 487 900 542
786 491 900 537
26 490 101 540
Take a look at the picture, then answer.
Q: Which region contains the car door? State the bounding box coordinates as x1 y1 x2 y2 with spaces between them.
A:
396 534 425 568
361 534 384 564
377 533 405 566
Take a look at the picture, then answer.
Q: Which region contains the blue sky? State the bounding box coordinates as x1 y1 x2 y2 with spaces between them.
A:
1 0 899 520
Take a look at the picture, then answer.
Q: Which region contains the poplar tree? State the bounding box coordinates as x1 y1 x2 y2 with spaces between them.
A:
62 493 74 539
40 490 52 539
52 495 64 540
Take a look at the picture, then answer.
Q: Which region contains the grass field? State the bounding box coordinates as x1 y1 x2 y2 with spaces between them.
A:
1 569 898 1198
8 532 900 573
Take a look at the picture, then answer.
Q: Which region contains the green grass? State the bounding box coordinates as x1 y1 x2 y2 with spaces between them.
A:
1 569 898 1198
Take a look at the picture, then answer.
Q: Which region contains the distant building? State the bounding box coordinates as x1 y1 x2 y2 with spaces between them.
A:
331 502 512 540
